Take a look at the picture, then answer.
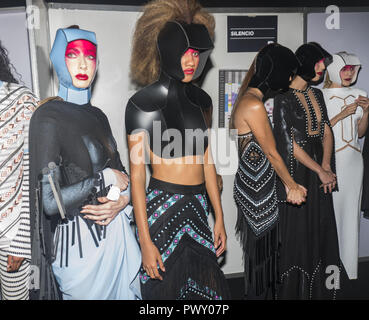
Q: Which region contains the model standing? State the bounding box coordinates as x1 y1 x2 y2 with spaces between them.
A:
273 42 342 299
230 43 307 299
0 40 38 300
322 52 369 280
29 27 141 300
126 0 230 300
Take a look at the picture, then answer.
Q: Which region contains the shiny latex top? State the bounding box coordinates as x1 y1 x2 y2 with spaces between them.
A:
327 52 361 85
125 21 214 159
295 42 332 82
50 27 97 105
248 43 299 102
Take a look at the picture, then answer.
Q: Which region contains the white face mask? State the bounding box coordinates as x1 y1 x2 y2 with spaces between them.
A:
327 52 361 86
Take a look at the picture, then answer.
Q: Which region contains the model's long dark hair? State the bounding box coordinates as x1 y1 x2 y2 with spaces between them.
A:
0 40 19 85
229 58 256 129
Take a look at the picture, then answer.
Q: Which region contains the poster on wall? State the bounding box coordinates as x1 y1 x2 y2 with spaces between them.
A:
218 69 275 128
218 69 247 128
227 15 278 52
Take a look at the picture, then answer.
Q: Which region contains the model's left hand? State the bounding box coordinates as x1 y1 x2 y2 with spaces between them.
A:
81 195 129 226
356 95 369 113
320 163 336 193
214 220 227 257
7 255 24 273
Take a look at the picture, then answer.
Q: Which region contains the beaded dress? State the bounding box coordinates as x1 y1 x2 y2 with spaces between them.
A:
234 131 279 298
273 86 342 299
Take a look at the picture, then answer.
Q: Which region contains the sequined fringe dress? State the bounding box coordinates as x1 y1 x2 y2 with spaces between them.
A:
139 177 231 300
233 132 279 299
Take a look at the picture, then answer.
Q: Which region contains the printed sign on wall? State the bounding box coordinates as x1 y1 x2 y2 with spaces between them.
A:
218 69 275 128
218 69 247 128
227 15 278 52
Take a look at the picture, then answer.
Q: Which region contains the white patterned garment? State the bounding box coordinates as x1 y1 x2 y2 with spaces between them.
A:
322 86 366 280
0 82 37 261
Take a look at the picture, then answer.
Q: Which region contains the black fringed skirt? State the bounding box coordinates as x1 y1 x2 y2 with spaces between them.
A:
139 177 231 300
233 132 280 299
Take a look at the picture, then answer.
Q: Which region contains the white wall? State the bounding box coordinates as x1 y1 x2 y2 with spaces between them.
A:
0 8 33 90
307 12 369 258
47 7 304 274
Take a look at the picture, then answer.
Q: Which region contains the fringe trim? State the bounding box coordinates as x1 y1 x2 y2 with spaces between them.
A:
236 209 279 298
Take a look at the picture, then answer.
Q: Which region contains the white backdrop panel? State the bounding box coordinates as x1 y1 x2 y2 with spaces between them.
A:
47 7 304 274
0 9 33 90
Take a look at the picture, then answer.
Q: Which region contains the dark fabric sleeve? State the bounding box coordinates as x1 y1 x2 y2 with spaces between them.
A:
29 106 62 300
314 88 332 128
313 88 337 177
273 94 295 176
96 109 127 174
272 94 296 201
125 99 146 136
362 123 369 218
202 104 213 129
29 107 99 217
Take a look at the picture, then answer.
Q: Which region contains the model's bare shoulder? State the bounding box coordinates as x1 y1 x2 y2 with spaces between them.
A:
237 94 266 118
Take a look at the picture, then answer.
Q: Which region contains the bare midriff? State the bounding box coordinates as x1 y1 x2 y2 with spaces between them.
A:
150 151 206 185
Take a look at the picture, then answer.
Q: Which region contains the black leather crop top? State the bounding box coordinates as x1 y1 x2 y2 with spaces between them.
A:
125 20 214 159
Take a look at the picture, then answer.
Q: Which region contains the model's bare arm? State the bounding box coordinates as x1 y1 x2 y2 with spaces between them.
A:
204 145 227 257
128 132 165 280
239 97 307 204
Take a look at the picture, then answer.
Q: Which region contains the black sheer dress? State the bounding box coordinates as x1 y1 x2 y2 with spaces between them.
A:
273 86 342 300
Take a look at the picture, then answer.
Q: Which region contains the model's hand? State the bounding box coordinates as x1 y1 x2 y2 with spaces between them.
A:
325 169 337 193
7 255 24 273
339 102 358 120
111 169 129 191
285 184 307 205
214 219 227 257
81 195 129 225
141 241 165 280
356 95 369 113
318 168 336 193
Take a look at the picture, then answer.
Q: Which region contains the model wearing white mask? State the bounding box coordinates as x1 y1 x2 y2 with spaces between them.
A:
322 52 369 280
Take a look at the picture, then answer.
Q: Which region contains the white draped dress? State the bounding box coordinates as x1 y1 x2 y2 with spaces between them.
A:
322 87 366 280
